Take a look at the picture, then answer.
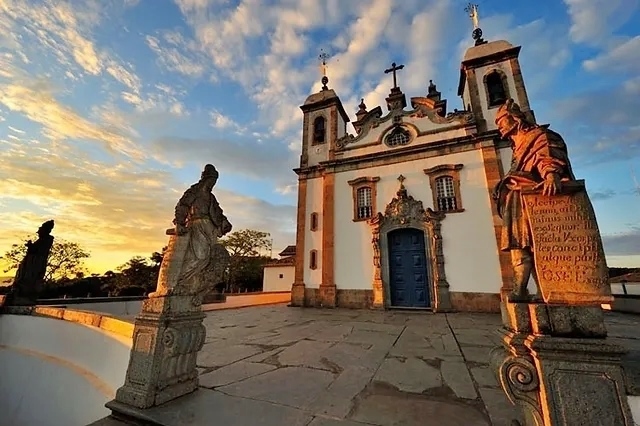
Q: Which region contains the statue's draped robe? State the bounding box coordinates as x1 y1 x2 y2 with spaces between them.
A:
175 185 229 289
13 235 54 298
494 125 576 252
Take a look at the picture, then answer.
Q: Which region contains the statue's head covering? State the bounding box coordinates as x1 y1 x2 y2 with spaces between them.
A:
201 164 219 180
41 220 55 234
495 99 527 124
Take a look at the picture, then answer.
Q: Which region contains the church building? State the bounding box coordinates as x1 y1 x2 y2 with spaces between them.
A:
290 32 534 313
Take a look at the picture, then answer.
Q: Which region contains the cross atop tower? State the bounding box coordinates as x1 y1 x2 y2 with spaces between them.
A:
384 62 405 89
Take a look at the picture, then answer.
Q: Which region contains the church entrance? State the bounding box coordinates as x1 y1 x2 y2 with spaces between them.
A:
387 228 430 308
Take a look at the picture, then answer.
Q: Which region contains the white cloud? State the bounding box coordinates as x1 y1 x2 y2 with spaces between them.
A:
563 0 639 45
583 36 640 73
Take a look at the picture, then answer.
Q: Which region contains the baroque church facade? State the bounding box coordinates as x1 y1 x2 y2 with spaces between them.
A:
290 36 534 313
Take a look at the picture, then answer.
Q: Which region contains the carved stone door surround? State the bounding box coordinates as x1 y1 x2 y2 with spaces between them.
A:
368 182 452 311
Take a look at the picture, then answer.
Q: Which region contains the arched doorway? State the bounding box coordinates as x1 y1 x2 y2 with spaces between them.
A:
388 228 430 308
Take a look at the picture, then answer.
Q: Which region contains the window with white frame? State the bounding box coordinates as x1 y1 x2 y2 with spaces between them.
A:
435 176 457 211
356 186 373 219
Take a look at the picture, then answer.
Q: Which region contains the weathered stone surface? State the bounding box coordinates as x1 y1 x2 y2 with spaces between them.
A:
307 366 377 419
350 385 490 426
440 360 478 399
276 340 335 369
524 334 633 425
373 357 442 393
500 301 531 333
217 366 336 409
522 188 612 305
470 366 500 389
307 418 374 426
460 346 493 365
528 304 607 338
478 387 524 426
198 361 276 388
108 388 312 426
197 343 263 368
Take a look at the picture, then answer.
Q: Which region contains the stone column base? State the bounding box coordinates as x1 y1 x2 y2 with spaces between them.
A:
111 295 206 409
319 284 337 308
290 282 306 307
493 301 634 425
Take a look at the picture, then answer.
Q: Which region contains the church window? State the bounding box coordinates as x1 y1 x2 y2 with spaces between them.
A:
484 70 509 108
384 126 411 147
312 116 326 144
279 274 284 279
424 164 464 213
310 250 318 270
348 176 380 222
310 212 319 231
357 187 373 219
435 177 457 211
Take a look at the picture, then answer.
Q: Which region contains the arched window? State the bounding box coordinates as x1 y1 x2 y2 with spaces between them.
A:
310 212 319 231
384 126 411 147
485 71 507 107
309 249 318 270
313 116 326 144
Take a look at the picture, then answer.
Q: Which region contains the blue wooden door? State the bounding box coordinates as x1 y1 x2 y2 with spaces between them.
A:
388 228 430 308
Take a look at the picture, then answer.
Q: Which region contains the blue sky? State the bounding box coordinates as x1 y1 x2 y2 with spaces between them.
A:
0 0 638 273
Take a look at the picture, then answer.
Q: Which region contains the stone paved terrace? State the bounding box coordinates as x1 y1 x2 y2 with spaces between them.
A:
99 306 640 426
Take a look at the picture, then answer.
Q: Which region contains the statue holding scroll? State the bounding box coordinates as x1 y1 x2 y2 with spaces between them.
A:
493 99 611 304
152 164 232 299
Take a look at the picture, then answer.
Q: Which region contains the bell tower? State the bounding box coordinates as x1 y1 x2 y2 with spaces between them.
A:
457 3 535 133
298 57 350 168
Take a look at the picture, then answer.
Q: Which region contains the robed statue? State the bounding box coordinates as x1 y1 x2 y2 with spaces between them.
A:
152 164 232 300
8 220 55 305
493 99 577 302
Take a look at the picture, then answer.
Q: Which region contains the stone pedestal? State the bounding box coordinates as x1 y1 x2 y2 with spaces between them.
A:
109 295 206 410
290 282 305 307
492 301 634 426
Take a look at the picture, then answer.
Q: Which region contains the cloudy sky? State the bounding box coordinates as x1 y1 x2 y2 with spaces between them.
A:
0 0 638 274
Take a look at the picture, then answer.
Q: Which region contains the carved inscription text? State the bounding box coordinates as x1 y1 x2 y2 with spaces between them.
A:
523 189 613 305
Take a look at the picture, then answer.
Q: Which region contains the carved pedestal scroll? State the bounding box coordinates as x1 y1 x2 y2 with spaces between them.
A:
368 182 452 311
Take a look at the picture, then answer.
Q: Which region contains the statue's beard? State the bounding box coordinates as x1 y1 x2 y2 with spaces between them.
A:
499 122 518 138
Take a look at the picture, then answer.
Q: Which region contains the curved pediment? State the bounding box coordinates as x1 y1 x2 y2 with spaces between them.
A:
336 101 475 151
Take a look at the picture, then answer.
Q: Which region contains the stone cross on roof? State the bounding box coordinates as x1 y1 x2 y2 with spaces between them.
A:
384 62 405 89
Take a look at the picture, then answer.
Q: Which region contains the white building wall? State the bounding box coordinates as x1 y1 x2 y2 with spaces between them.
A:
498 146 512 175
263 265 295 292
474 61 518 132
304 177 323 288
334 149 503 294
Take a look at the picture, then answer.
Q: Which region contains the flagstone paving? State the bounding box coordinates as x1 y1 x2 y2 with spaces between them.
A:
193 306 518 426
97 306 640 426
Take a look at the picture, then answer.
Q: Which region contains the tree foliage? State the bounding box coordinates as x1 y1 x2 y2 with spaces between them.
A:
219 229 272 292
1 237 90 284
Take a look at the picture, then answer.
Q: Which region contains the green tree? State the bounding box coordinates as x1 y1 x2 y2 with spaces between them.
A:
1 237 90 284
219 229 272 292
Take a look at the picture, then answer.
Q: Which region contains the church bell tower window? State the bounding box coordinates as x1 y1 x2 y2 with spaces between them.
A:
312 116 326 144
485 70 509 108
